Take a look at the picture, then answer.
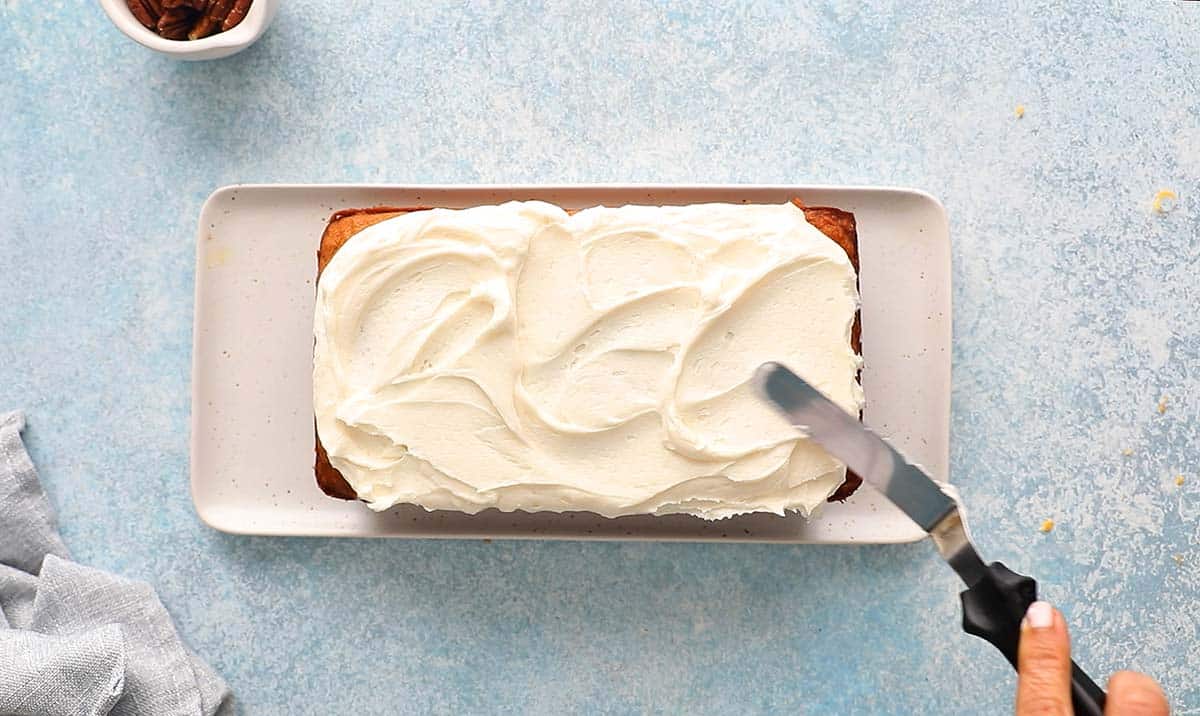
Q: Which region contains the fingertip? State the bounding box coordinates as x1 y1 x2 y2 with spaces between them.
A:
1017 607 1071 665
1108 669 1165 694
1107 671 1169 715
1016 602 1073 716
1021 601 1068 640
1023 600 1056 630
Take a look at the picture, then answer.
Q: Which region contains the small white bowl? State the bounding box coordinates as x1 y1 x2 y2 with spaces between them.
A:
99 0 280 61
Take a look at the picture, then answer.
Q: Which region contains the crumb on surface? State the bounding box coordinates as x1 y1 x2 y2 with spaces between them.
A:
1176 475 1186 486
1158 395 1169 414
1122 448 1134 456
1152 189 1177 213
1015 104 1025 118
1039 519 1055 533
1173 554 1185 565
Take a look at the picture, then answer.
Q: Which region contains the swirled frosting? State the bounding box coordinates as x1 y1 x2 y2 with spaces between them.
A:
313 201 862 519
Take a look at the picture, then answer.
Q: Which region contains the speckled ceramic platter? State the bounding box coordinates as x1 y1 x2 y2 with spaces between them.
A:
190 185 950 542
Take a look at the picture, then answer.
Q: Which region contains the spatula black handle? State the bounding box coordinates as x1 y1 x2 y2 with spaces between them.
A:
960 562 1107 716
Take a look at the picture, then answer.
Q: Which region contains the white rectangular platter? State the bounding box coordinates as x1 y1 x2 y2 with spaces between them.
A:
191 185 950 542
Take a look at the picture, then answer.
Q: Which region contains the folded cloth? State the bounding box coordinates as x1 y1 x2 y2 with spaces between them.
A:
0 411 232 716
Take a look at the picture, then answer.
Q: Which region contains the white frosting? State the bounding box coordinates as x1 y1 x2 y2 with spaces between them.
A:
313 201 863 519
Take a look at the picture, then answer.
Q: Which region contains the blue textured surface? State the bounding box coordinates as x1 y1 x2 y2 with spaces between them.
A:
2 2 1198 713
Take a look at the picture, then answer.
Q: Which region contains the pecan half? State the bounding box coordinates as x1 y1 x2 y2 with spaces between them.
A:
126 0 161 29
163 0 208 10
189 0 233 38
157 7 198 39
188 15 219 39
221 0 251 31
190 8 219 37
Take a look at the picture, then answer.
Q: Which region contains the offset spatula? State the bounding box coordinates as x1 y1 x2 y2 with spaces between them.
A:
755 362 1106 716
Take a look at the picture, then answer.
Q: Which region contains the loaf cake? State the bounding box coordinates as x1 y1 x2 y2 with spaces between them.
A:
314 200 863 519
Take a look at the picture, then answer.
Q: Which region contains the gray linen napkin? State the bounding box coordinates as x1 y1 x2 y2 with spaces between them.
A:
0 411 232 716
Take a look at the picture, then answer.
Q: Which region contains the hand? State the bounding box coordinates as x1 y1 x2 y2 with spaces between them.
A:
1016 601 1169 715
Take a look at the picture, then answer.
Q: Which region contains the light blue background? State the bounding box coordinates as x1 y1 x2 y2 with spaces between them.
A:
2 2 1198 713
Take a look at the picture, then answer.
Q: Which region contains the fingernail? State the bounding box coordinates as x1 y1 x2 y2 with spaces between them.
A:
1023 601 1054 629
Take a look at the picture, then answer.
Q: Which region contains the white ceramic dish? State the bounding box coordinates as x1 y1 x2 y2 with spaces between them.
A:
99 0 279 60
191 185 951 542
